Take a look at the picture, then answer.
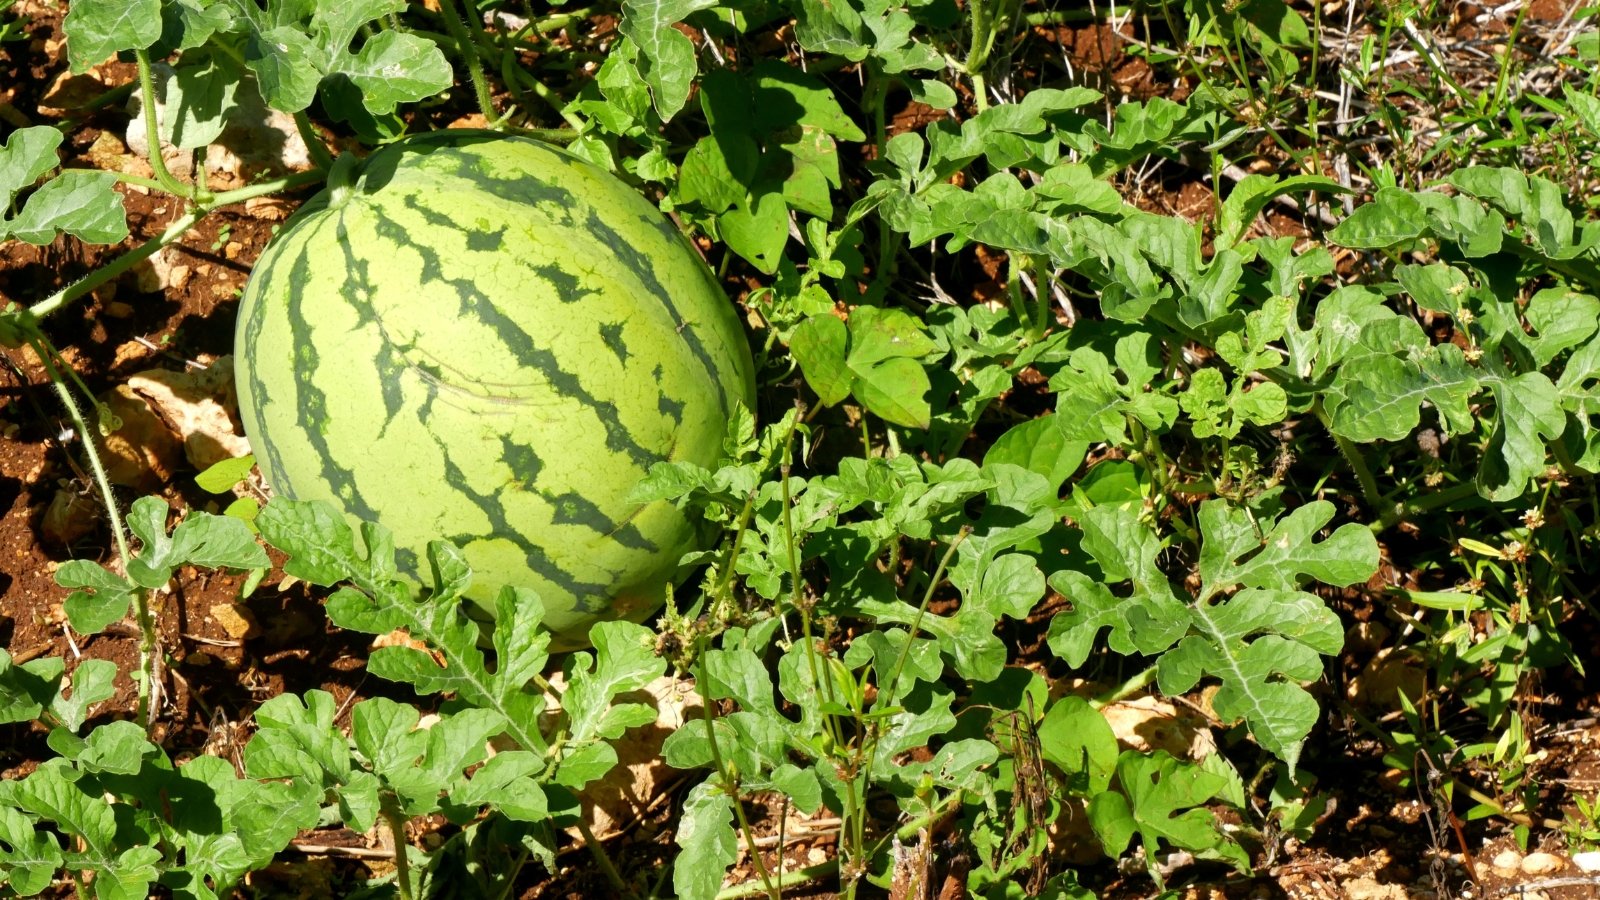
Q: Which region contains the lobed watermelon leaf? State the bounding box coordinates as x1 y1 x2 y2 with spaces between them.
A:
0 126 128 247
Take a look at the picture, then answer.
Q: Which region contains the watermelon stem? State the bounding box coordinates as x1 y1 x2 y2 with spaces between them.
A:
26 169 325 322
293 111 337 172
695 653 782 900
134 48 207 204
31 331 165 738
325 152 361 208
381 804 417 900
437 0 506 129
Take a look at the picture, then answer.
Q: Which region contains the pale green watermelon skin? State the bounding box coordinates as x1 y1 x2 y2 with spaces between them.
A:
235 130 755 646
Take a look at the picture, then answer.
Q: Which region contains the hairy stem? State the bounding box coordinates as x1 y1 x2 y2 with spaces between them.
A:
696 655 780 899
134 49 198 202
437 0 503 127
382 806 415 900
293 111 336 171
34 336 155 730
715 860 838 900
26 170 324 321
573 818 630 895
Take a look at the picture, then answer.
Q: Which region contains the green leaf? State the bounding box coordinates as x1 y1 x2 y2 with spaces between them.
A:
1394 262 1470 315
852 356 931 429
56 561 136 634
1524 287 1600 367
77 720 158 776
337 31 452 115
228 2 450 119
561 620 664 753
243 24 321 112
790 314 852 406
1163 501 1371 769
0 805 63 895
0 127 63 207
1328 186 1428 248
452 751 548 821
124 496 269 589
1037 695 1117 796
1478 372 1566 501
751 59 866 141
196 454 257 493
1216 173 1346 248
307 535 554 754
1046 506 1188 664
255 497 382 586
1087 751 1249 884
719 190 789 273
245 690 354 790
6 170 128 246
618 0 717 120
14 760 117 857
1329 345 1478 442
63 0 161 73
49 659 116 734
846 306 937 366
155 58 240 150
982 414 1087 492
677 133 757 214
674 780 738 900
0 652 62 726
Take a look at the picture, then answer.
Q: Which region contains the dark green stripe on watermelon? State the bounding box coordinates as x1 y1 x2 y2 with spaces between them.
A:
283 221 384 530
579 206 730 419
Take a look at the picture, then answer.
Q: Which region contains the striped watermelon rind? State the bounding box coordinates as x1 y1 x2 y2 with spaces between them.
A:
235 130 756 647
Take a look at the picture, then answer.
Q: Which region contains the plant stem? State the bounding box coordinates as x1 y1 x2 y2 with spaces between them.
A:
25 170 324 321
574 818 630 894
382 806 415 900
715 861 838 900
294 111 336 171
33 336 154 729
133 49 198 202
1091 664 1160 708
1369 481 1480 534
696 655 780 899
1311 398 1382 511
1022 8 1101 24
878 529 968 712
966 0 991 111
437 0 503 127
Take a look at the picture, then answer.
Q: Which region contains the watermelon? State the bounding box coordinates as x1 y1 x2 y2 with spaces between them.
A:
235 130 755 647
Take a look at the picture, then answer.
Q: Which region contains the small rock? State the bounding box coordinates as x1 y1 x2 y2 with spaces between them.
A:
168 264 192 292
126 357 251 471
36 65 118 118
103 301 135 319
41 488 99 548
111 340 154 369
98 384 184 490
133 247 182 294
1343 875 1409 900
223 241 243 261
210 603 257 640
1492 848 1522 877
244 196 293 221
1571 850 1600 872
1522 851 1562 875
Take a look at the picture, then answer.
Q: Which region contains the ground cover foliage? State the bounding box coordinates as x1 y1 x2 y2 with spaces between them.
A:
3 0 1600 897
